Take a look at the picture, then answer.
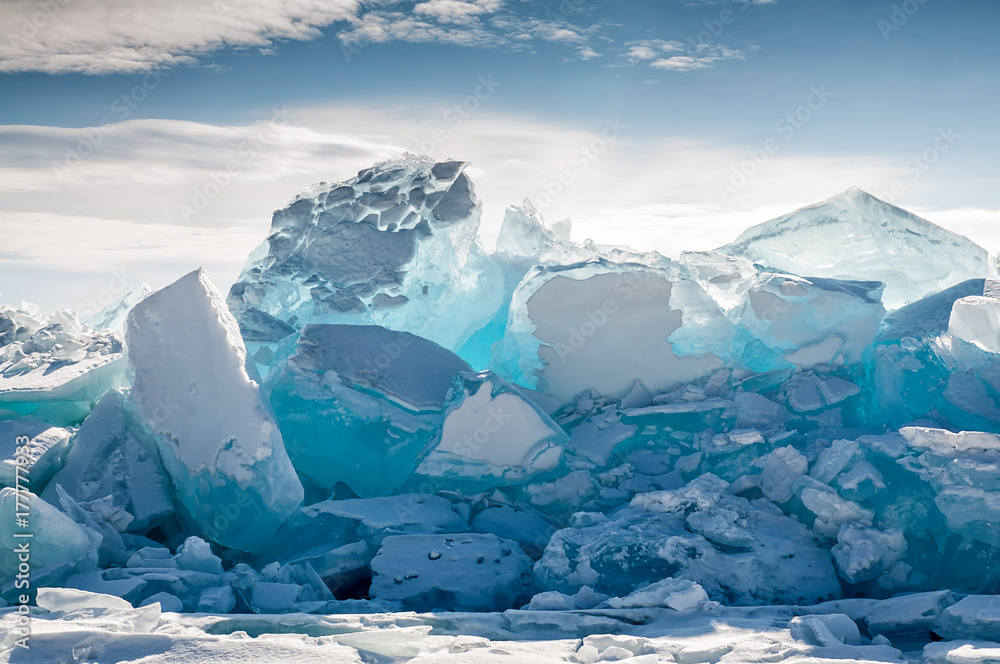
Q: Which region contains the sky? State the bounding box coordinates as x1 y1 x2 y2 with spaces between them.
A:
0 0 998 312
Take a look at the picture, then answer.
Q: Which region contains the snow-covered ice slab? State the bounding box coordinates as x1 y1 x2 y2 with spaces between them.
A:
265 323 472 498
369 532 534 611
125 269 302 553
0 304 126 426
0 419 70 491
227 154 503 367
414 370 567 489
718 187 994 310
497 257 739 404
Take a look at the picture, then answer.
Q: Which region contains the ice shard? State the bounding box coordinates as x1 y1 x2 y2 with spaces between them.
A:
265 323 471 498
717 187 994 310
125 269 303 553
84 282 153 332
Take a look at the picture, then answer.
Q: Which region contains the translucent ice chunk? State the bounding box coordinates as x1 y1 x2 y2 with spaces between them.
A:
227 155 504 365
495 199 568 258
265 323 471 497
736 273 884 371
125 269 303 553
84 283 153 332
41 390 173 531
496 257 739 404
1 487 100 590
717 187 994 310
35 587 131 612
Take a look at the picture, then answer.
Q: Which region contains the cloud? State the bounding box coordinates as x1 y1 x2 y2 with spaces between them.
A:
626 40 745 72
0 0 360 74
413 0 504 24
339 6 604 54
623 40 685 63
338 10 505 48
0 103 919 311
574 46 602 60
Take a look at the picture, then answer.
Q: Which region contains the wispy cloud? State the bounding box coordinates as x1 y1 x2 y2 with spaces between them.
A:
0 0 360 74
0 0 750 74
339 2 606 54
0 104 908 311
625 40 745 72
574 46 602 61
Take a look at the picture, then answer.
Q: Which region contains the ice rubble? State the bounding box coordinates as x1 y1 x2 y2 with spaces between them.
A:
3 156 1000 664
718 187 996 310
0 303 126 426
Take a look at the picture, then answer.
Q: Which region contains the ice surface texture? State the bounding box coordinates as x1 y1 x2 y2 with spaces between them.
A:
265 323 473 498
227 154 504 371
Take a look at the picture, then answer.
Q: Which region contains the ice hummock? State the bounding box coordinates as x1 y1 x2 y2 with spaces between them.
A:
227 154 504 371
8 157 1000 663
718 187 995 310
125 269 303 553
0 303 126 426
